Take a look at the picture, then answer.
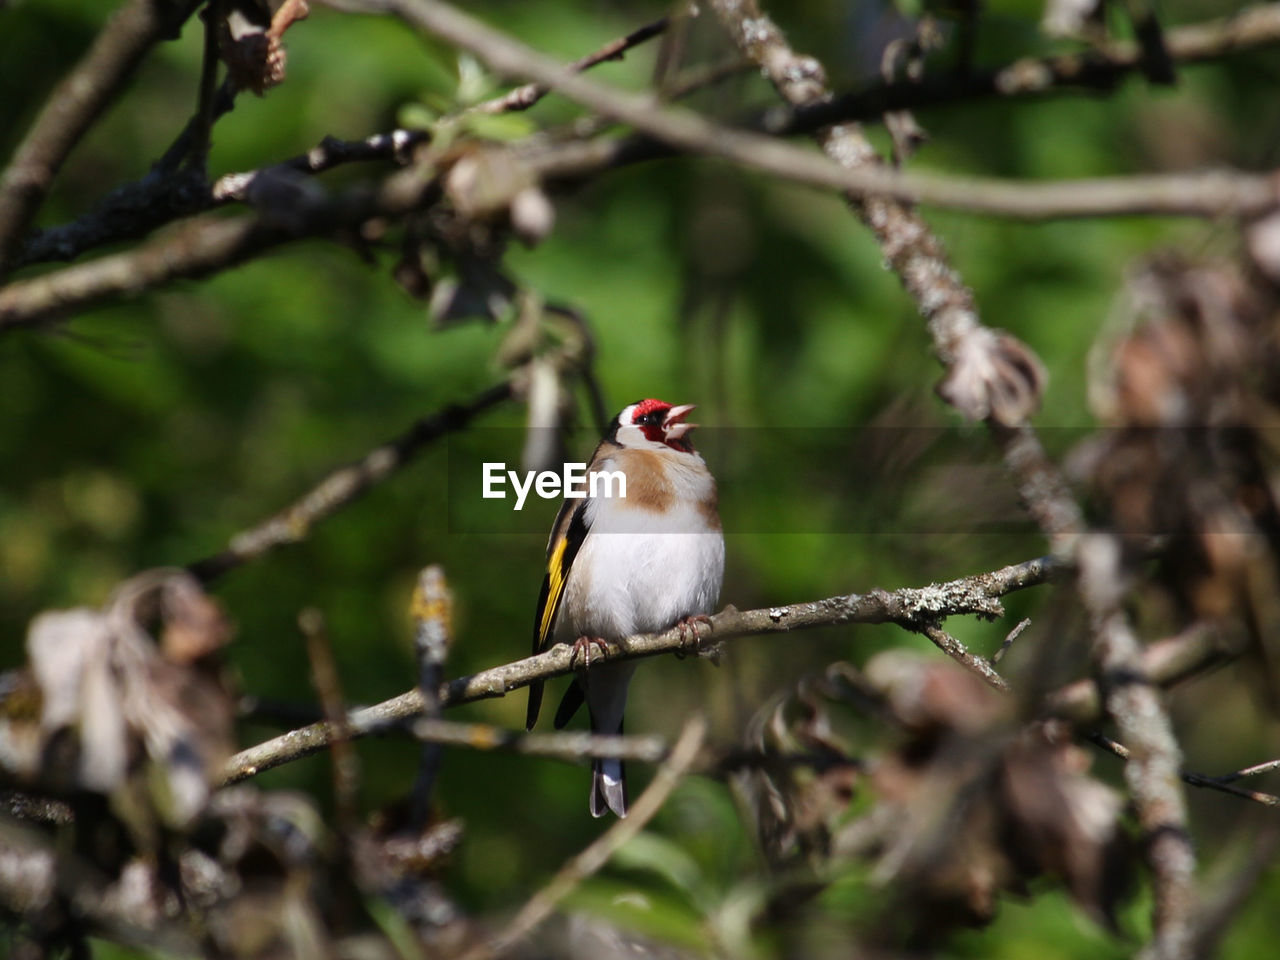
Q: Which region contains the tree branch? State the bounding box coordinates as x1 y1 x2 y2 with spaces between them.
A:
705 4 1196 955
13 4 1280 275
12 128 427 271
1091 734 1280 808
220 555 1059 783
0 0 202 275
468 14 673 115
768 4 1280 135
0 155 441 333
189 381 513 582
350 0 1280 222
465 715 708 960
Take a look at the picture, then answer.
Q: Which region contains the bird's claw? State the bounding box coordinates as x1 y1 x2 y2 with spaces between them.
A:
673 615 713 658
570 635 609 670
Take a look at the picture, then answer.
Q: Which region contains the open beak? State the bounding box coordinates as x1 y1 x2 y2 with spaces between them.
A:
663 403 697 441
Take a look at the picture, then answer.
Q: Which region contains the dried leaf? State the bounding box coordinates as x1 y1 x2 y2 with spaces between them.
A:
6 572 236 831
936 327 1047 425
999 724 1132 929
857 655 1133 935
217 0 309 96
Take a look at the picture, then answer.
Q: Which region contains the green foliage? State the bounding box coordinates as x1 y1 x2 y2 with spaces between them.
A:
3 1 1280 957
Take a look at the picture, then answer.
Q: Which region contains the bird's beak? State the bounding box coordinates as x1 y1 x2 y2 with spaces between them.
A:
663 403 697 440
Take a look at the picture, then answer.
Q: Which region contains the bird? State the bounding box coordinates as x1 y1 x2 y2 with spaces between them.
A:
526 399 724 817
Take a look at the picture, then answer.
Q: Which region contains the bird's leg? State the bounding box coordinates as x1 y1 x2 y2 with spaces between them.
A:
570 635 609 670
673 614 713 657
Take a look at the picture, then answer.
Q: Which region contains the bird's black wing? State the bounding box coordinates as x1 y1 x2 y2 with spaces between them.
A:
525 496 590 730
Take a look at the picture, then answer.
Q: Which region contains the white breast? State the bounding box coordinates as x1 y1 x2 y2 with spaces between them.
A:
557 452 724 642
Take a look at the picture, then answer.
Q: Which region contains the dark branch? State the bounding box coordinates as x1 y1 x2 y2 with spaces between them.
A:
0 0 202 275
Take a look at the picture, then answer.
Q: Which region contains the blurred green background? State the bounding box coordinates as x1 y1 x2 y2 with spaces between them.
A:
3 0 1280 956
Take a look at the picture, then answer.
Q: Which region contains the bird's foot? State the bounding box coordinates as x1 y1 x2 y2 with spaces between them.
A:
570 635 609 670
673 615 713 658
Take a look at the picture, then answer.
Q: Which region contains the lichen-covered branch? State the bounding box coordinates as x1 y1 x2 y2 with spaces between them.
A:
221 555 1058 783
706 4 1198 955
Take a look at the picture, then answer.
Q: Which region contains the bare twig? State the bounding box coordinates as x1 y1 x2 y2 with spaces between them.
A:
410 718 671 765
470 15 672 115
2 214 286 332
408 565 453 829
992 617 1031 664
0 0 202 275
1211 758 1280 783
0 148 464 333
301 607 361 830
1 791 73 825
1090 734 1280 808
186 0 224 171
466 714 708 960
768 4 1280 135
210 129 428 202
1046 624 1232 721
919 623 1011 691
1179 772 1280 808
221 555 1060 783
13 129 426 270
188 382 512 581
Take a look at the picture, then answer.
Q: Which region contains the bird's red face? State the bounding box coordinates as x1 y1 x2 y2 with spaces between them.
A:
621 398 697 453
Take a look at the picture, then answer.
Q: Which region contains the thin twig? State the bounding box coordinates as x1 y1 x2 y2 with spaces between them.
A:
301 607 361 830
465 714 708 960
1046 624 1231 721
188 381 513 581
469 15 672 115
186 0 224 172
220 555 1061 783
410 715 860 778
1212 758 1280 783
411 718 671 765
408 565 453 829
919 623 1010 691
1090 734 1280 807
211 129 428 203
767 5 1280 135
992 617 1031 664
2 131 455 333
0 0 202 274
13 128 426 270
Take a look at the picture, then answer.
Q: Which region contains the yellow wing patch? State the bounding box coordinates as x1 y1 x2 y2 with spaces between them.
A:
539 535 570 645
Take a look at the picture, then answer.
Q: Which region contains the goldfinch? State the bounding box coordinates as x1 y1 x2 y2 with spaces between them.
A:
526 399 725 817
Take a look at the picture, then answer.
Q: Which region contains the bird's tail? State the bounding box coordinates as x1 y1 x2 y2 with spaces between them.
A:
590 756 628 818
